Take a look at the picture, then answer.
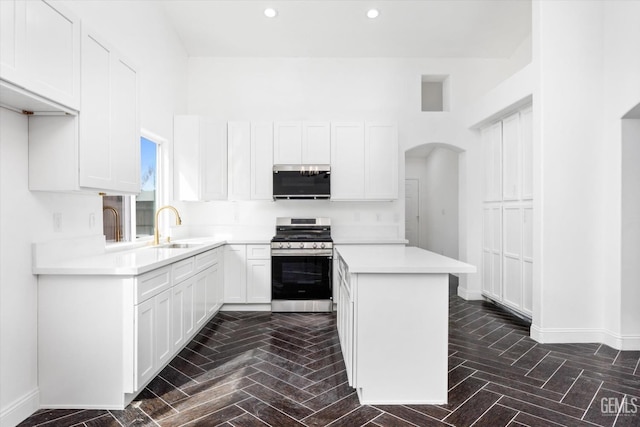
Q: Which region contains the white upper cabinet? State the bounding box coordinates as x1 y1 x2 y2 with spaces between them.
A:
274 122 302 164
250 122 274 200
520 107 533 200
331 122 398 201
228 121 273 200
274 121 330 165
302 122 331 164
365 122 398 200
78 28 140 193
502 112 521 201
174 116 228 201
28 27 140 194
481 121 502 202
331 122 366 200
0 0 80 110
228 121 252 200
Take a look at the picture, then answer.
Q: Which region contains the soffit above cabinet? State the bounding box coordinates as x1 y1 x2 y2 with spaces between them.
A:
0 80 76 115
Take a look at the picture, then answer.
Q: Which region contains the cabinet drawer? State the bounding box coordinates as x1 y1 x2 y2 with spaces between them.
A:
135 266 171 304
173 256 195 283
195 249 218 272
247 245 270 260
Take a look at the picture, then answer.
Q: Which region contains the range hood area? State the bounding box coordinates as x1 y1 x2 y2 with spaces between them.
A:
272 164 331 200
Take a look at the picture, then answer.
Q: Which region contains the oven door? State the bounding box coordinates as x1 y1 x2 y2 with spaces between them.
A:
271 252 332 300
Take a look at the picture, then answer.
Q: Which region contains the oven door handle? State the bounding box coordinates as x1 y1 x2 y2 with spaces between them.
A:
271 249 333 257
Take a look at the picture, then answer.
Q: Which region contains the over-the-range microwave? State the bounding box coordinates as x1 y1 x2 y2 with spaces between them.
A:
272 165 330 200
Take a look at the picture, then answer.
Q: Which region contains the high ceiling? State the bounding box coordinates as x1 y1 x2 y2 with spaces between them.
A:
161 0 532 58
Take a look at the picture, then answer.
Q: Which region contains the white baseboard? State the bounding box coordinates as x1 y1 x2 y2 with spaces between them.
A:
530 325 640 350
0 388 39 427
457 286 484 301
220 303 271 312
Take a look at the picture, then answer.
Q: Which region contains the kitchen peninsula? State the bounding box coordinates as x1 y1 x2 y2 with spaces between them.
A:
335 245 476 405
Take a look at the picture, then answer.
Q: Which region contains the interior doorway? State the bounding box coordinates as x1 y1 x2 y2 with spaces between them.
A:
405 179 420 247
405 143 461 258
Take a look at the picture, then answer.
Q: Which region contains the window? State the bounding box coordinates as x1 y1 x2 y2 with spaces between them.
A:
102 134 163 243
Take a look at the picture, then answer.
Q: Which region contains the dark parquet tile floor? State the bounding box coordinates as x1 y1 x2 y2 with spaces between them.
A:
19 291 640 427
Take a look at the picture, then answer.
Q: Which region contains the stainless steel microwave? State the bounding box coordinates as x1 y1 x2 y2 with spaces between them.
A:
272 165 330 200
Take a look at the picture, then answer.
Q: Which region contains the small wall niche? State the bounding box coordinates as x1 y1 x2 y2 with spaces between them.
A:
421 75 450 112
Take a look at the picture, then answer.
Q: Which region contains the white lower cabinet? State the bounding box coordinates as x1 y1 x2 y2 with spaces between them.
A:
223 244 271 306
37 246 224 409
336 255 355 386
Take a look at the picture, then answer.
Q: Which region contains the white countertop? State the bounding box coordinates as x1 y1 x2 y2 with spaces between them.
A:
33 239 227 276
336 245 476 274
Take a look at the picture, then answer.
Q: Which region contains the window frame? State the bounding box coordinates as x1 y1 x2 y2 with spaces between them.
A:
102 129 167 246
134 129 168 243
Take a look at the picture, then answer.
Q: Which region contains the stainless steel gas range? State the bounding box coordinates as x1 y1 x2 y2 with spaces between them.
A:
271 217 333 312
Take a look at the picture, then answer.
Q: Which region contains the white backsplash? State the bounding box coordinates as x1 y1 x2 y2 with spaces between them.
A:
171 199 404 241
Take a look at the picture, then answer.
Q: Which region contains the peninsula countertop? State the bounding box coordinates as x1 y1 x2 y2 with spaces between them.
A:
335 245 476 274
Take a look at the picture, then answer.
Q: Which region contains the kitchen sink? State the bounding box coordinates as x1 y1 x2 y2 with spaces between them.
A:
160 242 201 249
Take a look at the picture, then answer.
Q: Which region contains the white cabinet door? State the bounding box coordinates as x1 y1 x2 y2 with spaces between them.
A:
502 112 521 201
502 206 522 309
251 122 274 200
201 121 228 200
155 289 172 368
111 56 140 193
193 270 208 328
206 261 222 314
482 121 503 202
134 298 154 390
274 122 302 164
0 0 80 110
302 122 331 164
79 31 111 190
482 205 502 301
223 245 247 303
172 281 185 351
522 206 533 315
520 107 533 200
365 122 398 200
228 121 251 200
174 117 227 201
79 28 140 194
0 0 19 81
331 122 365 200
246 259 271 303
183 276 195 339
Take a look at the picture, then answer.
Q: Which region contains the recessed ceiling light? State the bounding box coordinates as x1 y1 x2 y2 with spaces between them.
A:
367 9 380 19
264 8 277 18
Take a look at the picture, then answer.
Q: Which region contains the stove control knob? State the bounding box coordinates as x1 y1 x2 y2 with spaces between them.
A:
279 242 283 248
320 243 326 249
313 243 318 248
287 242 291 248
299 242 305 249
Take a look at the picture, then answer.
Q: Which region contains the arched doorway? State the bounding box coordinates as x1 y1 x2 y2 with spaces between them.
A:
404 143 463 259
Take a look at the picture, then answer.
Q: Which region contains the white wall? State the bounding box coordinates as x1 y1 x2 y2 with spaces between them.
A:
602 1 640 349
405 148 459 258
0 2 188 425
524 0 640 350
531 0 606 341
